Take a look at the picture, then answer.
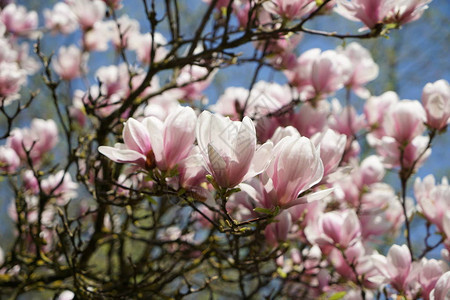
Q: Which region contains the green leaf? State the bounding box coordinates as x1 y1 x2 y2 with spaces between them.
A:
276 267 287 278
253 207 273 214
146 196 157 205
329 291 347 300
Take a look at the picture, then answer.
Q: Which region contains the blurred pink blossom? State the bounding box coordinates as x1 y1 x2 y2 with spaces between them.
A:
53 45 87 80
422 79 450 130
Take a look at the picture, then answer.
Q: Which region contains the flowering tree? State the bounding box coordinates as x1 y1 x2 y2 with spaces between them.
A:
0 0 449 299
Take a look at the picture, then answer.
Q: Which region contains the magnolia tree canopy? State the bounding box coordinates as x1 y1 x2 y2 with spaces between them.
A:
0 0 449 299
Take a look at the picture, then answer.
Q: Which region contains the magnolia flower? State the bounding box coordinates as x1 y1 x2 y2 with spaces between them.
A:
265 210 292 246
0 146 20 172
372 244 412 292
364 91 399 143
311 50 352 97
262 136 325 208
292 100 329 138
41 170 78 205
383 100 426 143
418 258 447 299
377 135 431 170
209 87 250 120
7 119 59 165
99 106 197 171
67 0 106 30
430 271 450 300
196 111 272 188
0 61 26 103
384 0 431 26
269 126 301 145
308 209 362 249
53 45 87 80
336 0 429 30
311 129 347 177
109 15 140 49
177 65 215 101
338 42 379 98
422 79 450 130
0 3 38 36
329 98 366 137
128 32 168 64
262 0 316 20
44 2 78 34
415 175 450 233
83 21 114 51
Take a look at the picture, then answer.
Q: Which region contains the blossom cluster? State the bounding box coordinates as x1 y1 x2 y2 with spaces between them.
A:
0 0 449 298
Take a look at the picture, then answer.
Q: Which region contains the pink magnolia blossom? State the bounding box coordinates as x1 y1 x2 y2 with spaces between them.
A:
285 49 352 98
308 209 361 249
7 119 59 165
311 129 347 177
415 175 450 232
430 271 450 300
128 32 168 65
53 45 87 80
310 50 352 97
83 21 114 51
109 15 140 49
177 147 210 199
338 42 379 98
196 111 272 188
328 241 384 289
262 136 325 208
336 0 430 30
99 106 197 171
418 259 447 300
357 184 404 238
95 63 129 98
284 48 320 99
0 146 20 172
23 170 39 194
209 87 249 120
233 0 272 29
0 3 38 36
44 2 78 34
358 155 385 187
335 0 391 29
143 90 182 121
422 79 450 130
77 87 121 118
16 43 39 75
0 61 26 102
265 210 292 246
0 36 17 62
383 99 426 143
41 170 78 205
384 0 431 26
254 34 302 69
67 0 106 30
177 65 215 101
372 244 412 292
262 0 316 20
364 91 399 144
269 126 301 145
292 100 329 138
377 135 431 169
329 99 366 137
